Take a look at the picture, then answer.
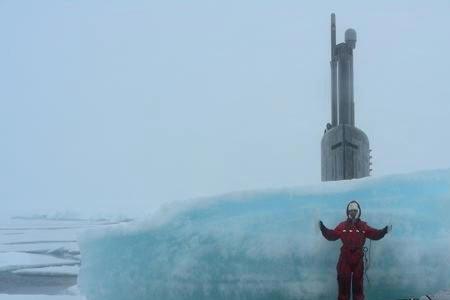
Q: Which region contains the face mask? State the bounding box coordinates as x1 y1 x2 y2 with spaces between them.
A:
347 201 360 220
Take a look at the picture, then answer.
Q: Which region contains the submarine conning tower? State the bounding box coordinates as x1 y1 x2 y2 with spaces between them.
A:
321 13 372 181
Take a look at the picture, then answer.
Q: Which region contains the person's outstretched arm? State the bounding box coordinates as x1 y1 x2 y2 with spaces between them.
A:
319 221 342 241
364 223 389 240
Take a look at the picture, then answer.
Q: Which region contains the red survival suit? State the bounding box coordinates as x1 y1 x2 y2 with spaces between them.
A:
320 201 388 300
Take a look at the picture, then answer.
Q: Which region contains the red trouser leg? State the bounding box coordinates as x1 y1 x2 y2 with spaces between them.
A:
337 259 352 300
352 259 365 300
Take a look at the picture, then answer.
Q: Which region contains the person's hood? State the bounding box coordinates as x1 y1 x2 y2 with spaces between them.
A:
346 200 361 220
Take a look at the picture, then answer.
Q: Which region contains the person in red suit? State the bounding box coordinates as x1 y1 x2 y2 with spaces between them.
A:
319 200 391 300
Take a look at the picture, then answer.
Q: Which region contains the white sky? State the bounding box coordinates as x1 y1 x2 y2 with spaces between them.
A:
1 1 450 217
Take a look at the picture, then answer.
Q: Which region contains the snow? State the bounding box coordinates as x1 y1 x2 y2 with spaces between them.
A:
427 290 450 300
78 168 450 300
0 296 84 300
0 252 77 272
12 265 79 276
0 217 128 300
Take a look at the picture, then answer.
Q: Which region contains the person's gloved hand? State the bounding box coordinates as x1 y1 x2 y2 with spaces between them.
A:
383 225 392 234
319 220 325 232
387 224 392 233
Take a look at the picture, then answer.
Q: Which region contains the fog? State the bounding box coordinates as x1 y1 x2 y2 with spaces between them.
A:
1 1 449 217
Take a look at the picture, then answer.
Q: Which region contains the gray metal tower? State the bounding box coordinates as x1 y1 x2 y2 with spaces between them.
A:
321 14 371 181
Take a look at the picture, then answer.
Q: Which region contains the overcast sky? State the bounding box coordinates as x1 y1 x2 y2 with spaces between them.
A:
1 1 450 216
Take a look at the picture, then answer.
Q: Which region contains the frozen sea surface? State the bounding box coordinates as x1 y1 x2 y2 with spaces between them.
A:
79 169 450 300
0 296 83 300
0 217 129 300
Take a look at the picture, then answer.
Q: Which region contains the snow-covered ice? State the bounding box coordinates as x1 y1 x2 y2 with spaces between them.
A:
0 252 77 272
12 265 79 276
79 169 450 300
0 296 84 300
424 290 450 300
0 216 127 299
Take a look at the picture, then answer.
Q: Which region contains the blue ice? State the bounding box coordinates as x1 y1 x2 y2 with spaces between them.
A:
78 169 450 300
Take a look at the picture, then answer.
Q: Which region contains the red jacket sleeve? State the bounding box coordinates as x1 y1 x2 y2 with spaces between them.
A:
364 223 387 240
320 222 343 241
